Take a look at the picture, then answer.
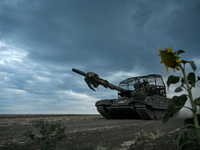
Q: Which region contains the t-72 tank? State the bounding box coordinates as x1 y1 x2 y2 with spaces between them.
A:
72 68 172 120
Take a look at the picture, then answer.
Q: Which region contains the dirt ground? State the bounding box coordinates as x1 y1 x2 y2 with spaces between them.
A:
0 114 189 150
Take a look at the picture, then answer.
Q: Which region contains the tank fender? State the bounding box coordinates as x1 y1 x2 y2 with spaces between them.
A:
95 99 116 106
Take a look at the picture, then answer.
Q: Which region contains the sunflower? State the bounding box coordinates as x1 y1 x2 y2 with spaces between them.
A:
157 47 181 72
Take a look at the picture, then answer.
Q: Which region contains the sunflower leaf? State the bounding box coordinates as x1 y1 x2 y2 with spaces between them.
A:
163 95 187 123
181 78 185 84
167 75 180 87
163 105 176 123
189 61 196 71
176 49 185 55
181 60 188 64
174 131 189 150
174 86 183 93
187 72 196 87
173 95 187 106
184 118 196 130
194 97 200 106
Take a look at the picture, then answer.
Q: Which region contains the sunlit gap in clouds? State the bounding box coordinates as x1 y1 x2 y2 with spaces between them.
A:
56 90 99 114
59 90 98 102
0 41 27 65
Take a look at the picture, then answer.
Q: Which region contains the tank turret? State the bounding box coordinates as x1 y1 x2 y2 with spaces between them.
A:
72 68 172 120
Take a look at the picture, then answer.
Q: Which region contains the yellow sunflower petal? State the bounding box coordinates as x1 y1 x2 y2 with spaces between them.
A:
165 65 169 72
175 66 180 70
158 48 161 52
157 53 161 56
160 60 164 64
167 47 172 53
176 59 181 63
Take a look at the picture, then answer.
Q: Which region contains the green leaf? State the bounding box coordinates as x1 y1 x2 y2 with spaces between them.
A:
163 105 175 123
173 95 187 106
174 86 183 93
194 97 200 106
163 95 187 123
197 76 200 81
181 60 188 64
181 78 185 85
187 72 196 87
189 61 196 71
184 119 196 130
176 49 185 55
175 131 189 150
167 75 180 87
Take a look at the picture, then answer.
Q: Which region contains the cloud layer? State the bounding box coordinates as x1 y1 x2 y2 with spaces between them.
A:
0 0 200 114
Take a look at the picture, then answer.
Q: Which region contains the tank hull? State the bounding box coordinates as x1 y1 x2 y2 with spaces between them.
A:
95 96 171 120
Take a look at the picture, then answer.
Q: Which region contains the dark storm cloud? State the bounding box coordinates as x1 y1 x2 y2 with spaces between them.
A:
1 0 199 66
1 1 141 66
0 0 200 113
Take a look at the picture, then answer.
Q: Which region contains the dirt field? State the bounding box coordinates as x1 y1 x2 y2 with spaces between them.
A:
0 114 186 150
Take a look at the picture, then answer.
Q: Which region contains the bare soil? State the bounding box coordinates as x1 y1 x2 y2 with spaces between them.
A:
0 114 187 150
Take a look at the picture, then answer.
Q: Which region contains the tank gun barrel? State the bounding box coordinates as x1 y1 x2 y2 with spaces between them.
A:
72 68 128 92
72 68 88 77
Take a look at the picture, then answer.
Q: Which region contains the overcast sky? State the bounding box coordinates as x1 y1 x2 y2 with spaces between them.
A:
0 0 200 114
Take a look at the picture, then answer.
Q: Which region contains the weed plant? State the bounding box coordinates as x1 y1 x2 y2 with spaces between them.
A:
24 119 66 150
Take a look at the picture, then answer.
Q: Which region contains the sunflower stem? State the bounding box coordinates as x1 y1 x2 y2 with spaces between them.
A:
179 63 200 148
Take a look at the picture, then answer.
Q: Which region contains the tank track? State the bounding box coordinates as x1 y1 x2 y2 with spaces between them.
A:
96 106 112 119
97 105 166 120
135 103 166 120
97 106 140 119
135 103 155 120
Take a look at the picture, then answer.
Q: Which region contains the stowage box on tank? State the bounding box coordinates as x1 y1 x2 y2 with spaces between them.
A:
72 68 172 120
